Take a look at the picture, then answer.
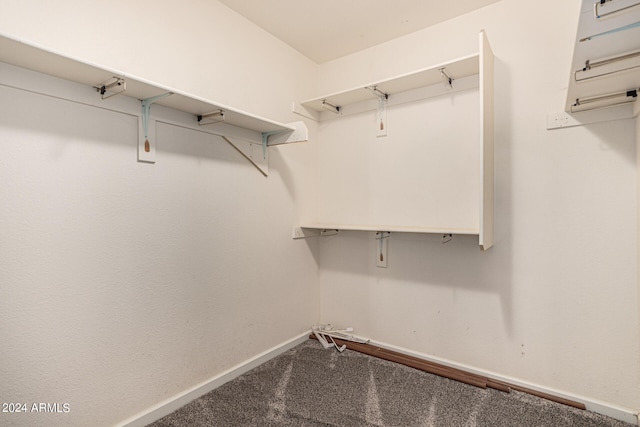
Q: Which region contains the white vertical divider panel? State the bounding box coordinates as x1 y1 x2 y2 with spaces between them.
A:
479 30 495 250
637 108 640 389
636 107 640 380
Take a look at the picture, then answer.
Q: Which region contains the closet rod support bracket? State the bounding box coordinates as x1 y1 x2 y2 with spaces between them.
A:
139 92 172 163
261 130 284 159
96 76 126 99
439 68 454 89
141 92 173 138
376 231 390 268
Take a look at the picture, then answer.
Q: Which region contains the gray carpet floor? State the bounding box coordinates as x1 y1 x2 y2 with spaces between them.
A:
149 339 632 426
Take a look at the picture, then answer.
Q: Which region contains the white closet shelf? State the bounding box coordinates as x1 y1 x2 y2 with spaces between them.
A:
300 224 480 235
301 54 479 113
294 31 494 251
0 34 294 134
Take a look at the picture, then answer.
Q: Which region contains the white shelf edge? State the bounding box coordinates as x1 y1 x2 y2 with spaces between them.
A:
299 224 480 235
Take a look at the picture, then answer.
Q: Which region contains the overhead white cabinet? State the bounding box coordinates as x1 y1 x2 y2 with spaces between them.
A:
295 31 494 250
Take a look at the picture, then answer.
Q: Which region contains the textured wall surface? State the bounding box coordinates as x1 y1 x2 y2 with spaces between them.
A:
0 0 638 425
0 1 319 426
316 0 640 414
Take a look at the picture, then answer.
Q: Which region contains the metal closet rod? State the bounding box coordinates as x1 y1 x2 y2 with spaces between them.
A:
571 88 638 112
575 50 640 81
582 50 640 70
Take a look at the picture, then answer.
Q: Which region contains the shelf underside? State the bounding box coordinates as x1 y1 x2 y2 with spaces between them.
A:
0 35 293 134
301 224 480 235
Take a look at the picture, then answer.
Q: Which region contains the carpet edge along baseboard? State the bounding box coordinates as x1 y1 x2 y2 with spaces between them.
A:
308 335 586 410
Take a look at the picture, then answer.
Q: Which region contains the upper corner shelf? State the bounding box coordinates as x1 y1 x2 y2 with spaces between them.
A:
301 54 480 114
0 34 294 135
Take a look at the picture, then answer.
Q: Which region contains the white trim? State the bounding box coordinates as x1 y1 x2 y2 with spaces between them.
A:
367 338 639 426
116 332 311 427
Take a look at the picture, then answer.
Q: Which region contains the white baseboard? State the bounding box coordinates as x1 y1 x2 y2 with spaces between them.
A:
116 333 638 426
116 332 311 427
368 339 639 426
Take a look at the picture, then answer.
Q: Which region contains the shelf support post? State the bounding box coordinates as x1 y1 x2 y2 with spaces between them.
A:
439 68 454 89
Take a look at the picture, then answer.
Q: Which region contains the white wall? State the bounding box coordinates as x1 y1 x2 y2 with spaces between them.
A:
1 0 638 424
316 0 640 415
0 1 319 426
317 86 481 231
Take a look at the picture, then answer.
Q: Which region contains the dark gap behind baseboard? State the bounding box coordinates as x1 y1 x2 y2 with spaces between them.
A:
308 335 585 410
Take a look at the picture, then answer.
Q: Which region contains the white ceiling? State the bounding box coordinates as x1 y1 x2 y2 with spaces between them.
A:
218 0 502 63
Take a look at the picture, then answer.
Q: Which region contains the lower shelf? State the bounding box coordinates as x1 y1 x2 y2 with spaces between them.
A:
294 223 492 251
298 223 480 235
